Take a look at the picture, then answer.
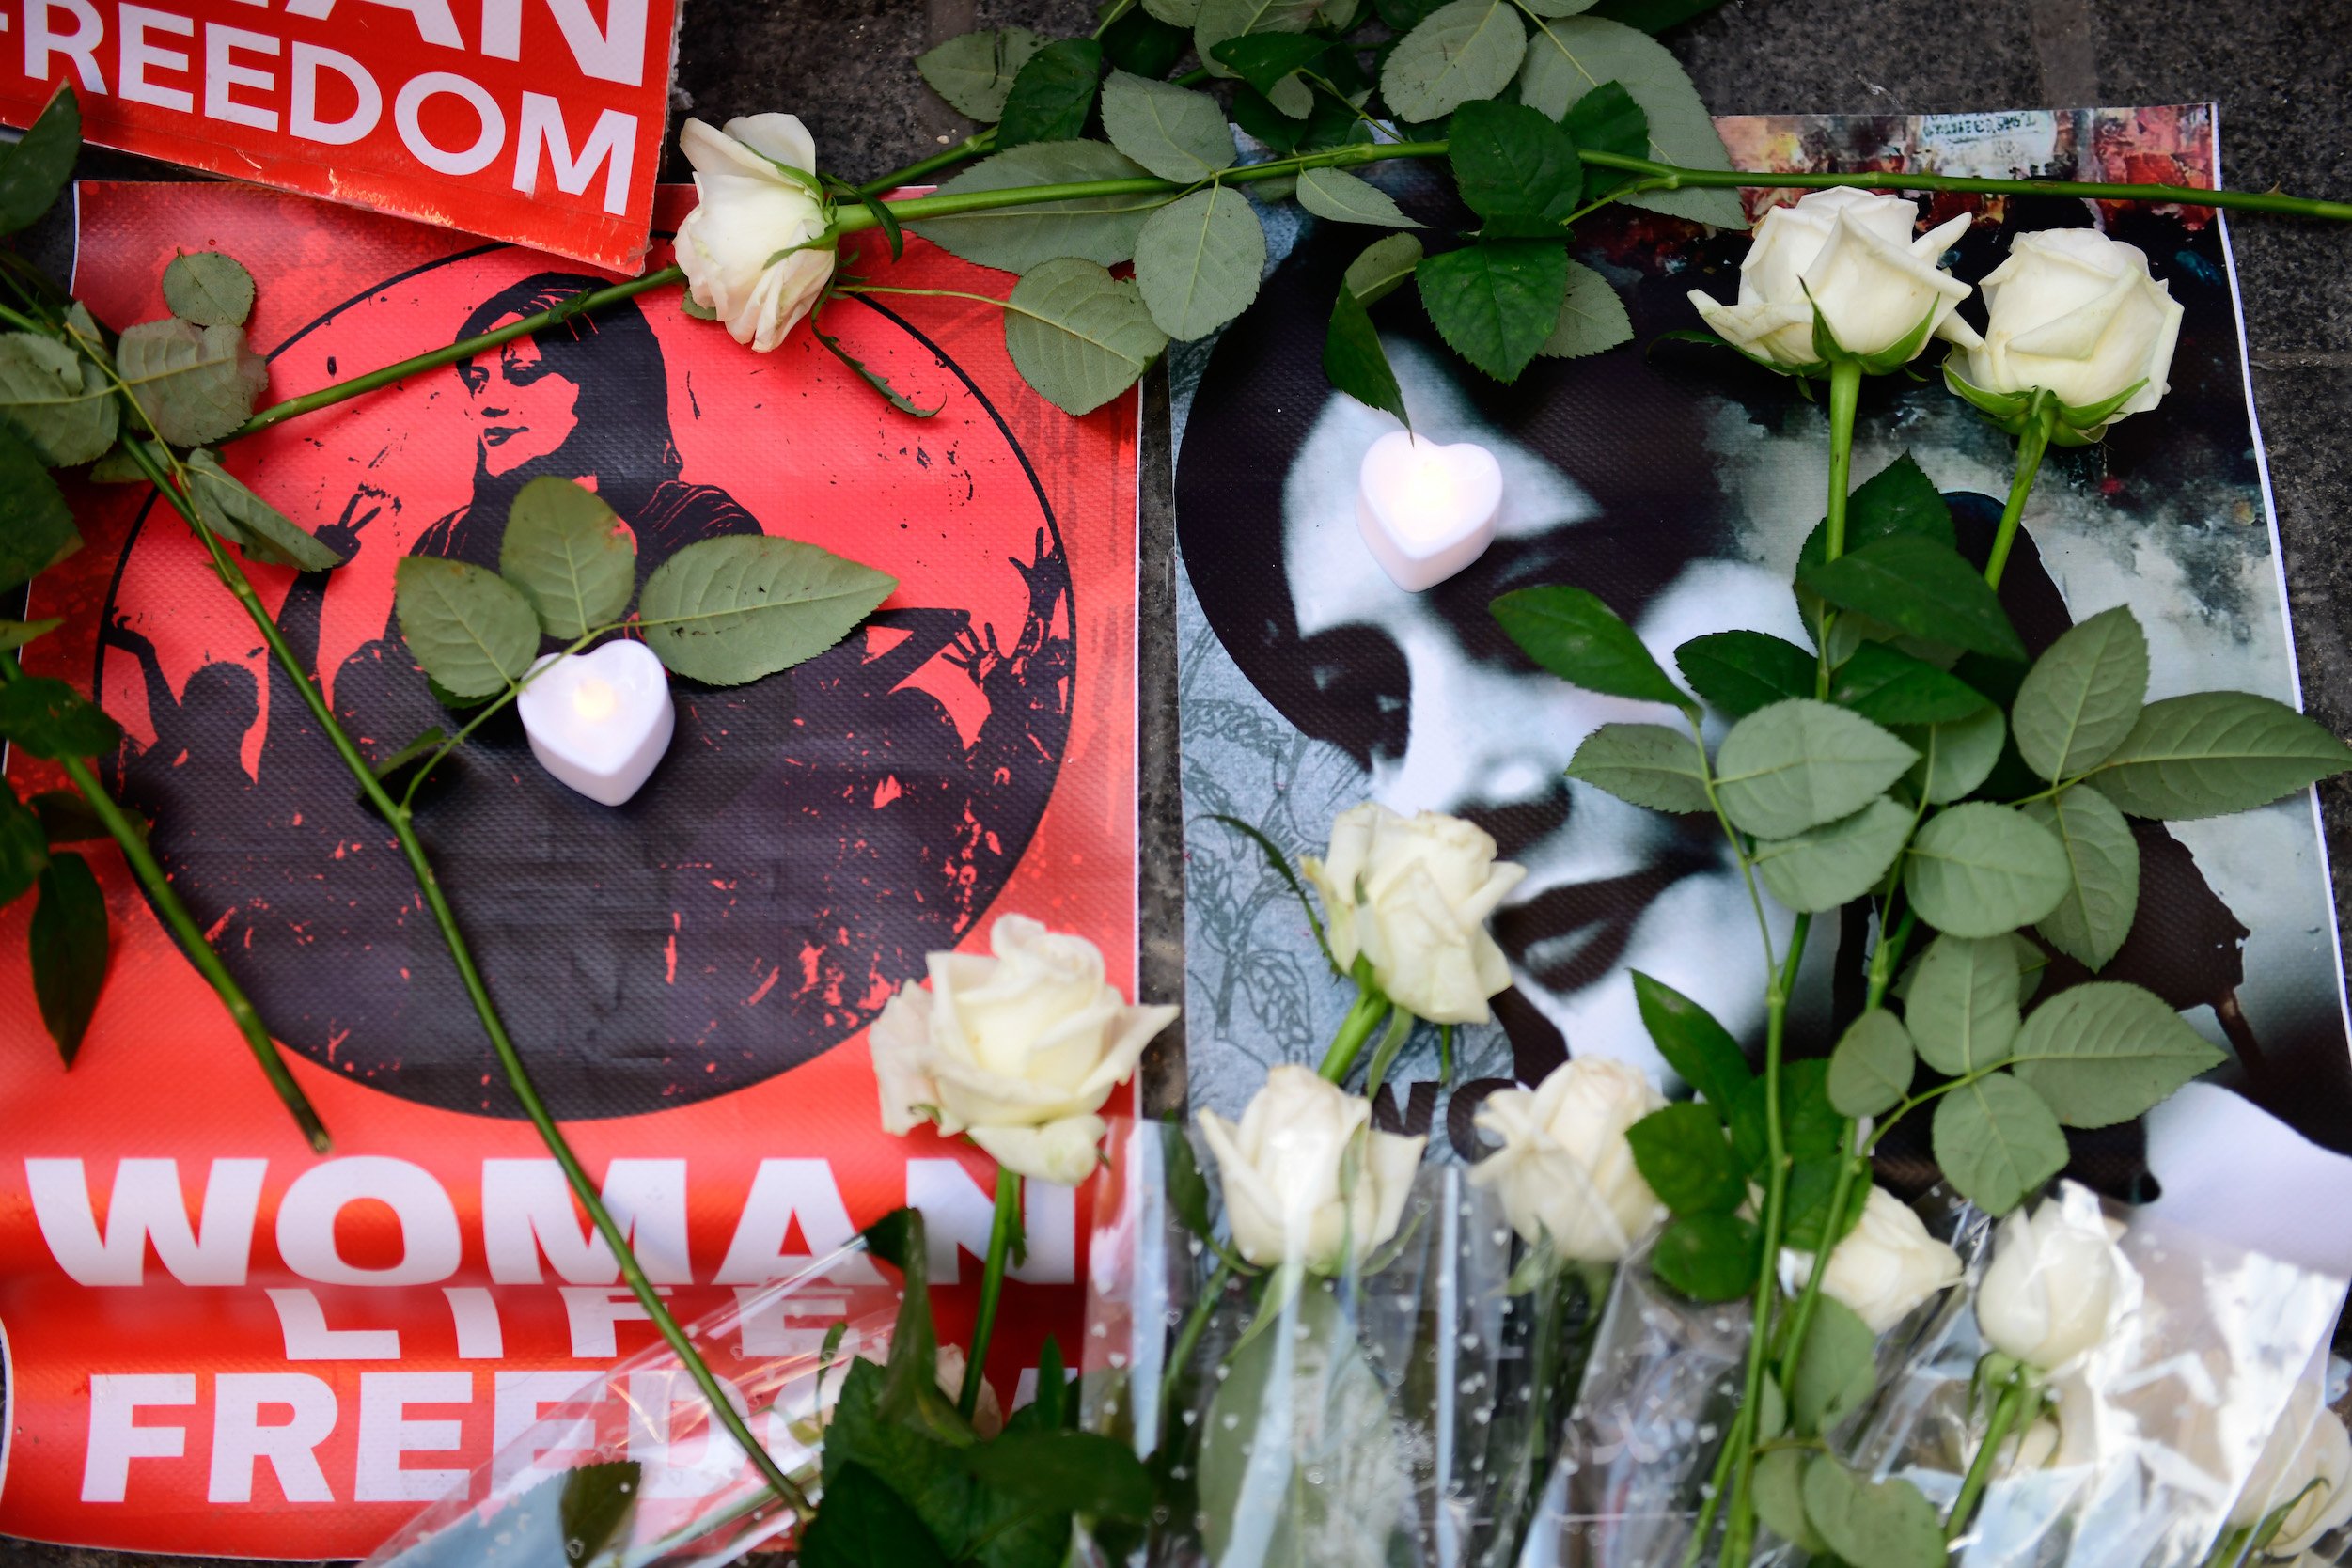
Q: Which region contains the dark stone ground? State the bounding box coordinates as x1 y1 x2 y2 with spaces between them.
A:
7 0 2349 1561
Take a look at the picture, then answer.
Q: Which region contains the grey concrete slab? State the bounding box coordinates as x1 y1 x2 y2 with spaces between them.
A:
9 1 2352 1562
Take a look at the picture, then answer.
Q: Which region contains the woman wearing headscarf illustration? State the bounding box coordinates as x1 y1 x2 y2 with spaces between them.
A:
107 270 1074 1119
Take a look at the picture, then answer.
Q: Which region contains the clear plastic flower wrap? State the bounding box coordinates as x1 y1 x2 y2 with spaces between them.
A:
1834 1183 2348 1568
1074 1117 1583 1568
1518 1186 1992 1568
361 1240 901 1568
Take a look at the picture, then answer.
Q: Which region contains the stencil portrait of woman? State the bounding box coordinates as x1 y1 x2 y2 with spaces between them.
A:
102 259 1076 1119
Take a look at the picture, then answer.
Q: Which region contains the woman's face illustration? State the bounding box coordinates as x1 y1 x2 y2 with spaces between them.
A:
462 325 582 477
1279 341 1796 1078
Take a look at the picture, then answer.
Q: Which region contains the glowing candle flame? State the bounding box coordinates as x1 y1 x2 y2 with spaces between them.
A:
572 676 619 723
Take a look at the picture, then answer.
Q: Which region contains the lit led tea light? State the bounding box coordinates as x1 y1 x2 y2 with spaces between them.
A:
1355 430 1505 592
516 639 675 807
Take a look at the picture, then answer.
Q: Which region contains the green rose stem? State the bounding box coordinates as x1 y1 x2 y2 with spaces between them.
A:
962 1167 1022 1420
1315 983 1392 1083
1984 390 2062 590
0 651 332 1152
105 432 817 1520
1946 1367 2035 1539
1813 358 1865 696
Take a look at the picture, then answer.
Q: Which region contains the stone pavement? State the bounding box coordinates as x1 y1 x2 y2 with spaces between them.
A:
6 0 2347 1561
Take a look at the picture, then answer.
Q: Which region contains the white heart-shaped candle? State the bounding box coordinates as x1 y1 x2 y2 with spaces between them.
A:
1355 431 1505 592
517 639 676 807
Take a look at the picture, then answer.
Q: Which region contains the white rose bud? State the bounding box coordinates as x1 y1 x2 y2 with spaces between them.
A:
1302 803 1527 1026
1777 1184 1963 1334
1974 1198 2128 1372
1198 1065 1426 1274
675 114 837 353
1687 187 1981 368
2236 1369 2352 1554
869 915 1179 1185
1958 228 2183 421
1466 1058 1669 1262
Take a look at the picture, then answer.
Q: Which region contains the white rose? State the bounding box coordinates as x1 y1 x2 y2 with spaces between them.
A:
1974 1198 2127 1372
869 915 1179 1185
2236 1369 2352 1554
1198 1065 1426 1274
1466 1058 1668 1262
1687 187 1981 368
675 114 836 353
1957 228 2183 421
1777 1184 1963 1334
1302 803 1527 1026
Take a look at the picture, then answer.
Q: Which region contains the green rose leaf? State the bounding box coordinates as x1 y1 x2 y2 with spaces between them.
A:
1932 1071 2066 1216
1344 233 1425 306
29 848 108 1066
1786 1295 1877 1435
1541 259 1634 359
2011 980 2226 1128
1199 1283 1411 1568
907 142 1161 274
1416 240 1569 383
2088 692 2352 819
1827 1007 1915 1117
32 787 127 845
1491 583 1688 709
1100 71 1236 181
1102 6 1191 78
498 476 635 640
1210 32 1327 96
1324 284 1407 425
2011 604 2149 781
1135 186 1267 340
1905 932 2021 1076
1904 802 2069 938
0 87 80 235
1713 698 1918 839
916 27 1045 122
1730 1058 1841 1169
394 558 541 701
1754 1449 1827 1553
958 1430 1156 1521
1566 80 1648 200
1296 167 1419 228
1751 794 1913 913
184 449 346 572
1383 0 1529 122
117 319 269 447
2022 784 2140 971
1800 1457 1946 1568
1450 99 1583 230
800 1461 952 1568
1830 641 1992 727
1898 704 2007 805
0 786 49 905
1799 534 2026 662
1006 258 1169 416
1565 722 1711 813
1515 18 1744 227
1627 1101 1745 1215
0 676 121 760
1631 969 1750 1107
1780 1154 1869 1251
1194 0 1321 78
1650 1211 1760 1302
0 423 77 592
1675 630 1815 717
162 251 257 328
1519 0 1600 12
0 618 61 652
995 39 1104 149
1842 453 1956 549
638 534 898 688
0 332 118 464
1143 0 1202 23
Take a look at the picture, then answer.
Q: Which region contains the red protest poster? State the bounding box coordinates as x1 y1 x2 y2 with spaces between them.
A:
0 0 674 271
0 182 1141 1557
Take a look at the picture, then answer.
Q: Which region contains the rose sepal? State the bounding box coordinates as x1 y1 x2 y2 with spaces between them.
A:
1807 287 1942 376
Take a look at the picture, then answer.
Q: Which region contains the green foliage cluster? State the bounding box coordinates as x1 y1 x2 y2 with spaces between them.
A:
896 0 1737 415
